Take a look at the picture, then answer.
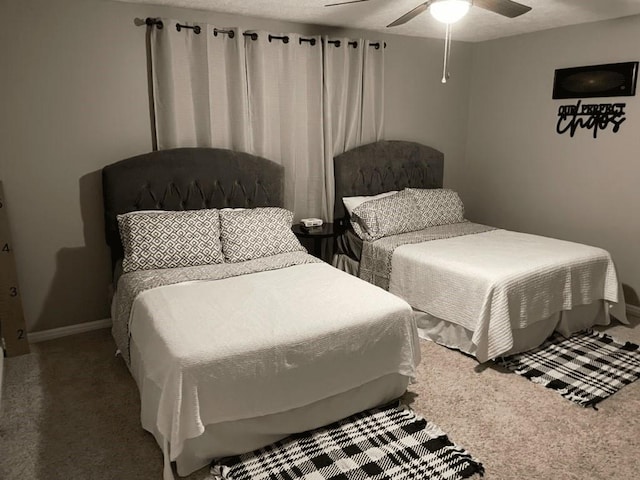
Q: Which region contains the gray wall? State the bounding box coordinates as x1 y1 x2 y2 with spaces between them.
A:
0 0 472 332
464 15 640 307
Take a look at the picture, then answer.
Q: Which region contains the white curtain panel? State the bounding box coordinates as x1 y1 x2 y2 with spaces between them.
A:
361 40 385 144
150 21 384 221
151 22 250 151
322 38 384 220
151 19 206 148
245 32 324 218
207 28 251 151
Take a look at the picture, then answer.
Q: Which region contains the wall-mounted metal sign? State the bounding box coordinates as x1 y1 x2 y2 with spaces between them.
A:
553 62 638 99
556 100 627 138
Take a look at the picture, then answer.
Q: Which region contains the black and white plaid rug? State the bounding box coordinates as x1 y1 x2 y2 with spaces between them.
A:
496 330 640 408
211 402 484 480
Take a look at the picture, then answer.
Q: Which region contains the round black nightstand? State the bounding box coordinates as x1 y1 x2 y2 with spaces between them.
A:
292 223 342 261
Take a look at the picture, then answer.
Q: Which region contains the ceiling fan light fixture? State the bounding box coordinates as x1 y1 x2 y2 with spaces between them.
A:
430 0 471 24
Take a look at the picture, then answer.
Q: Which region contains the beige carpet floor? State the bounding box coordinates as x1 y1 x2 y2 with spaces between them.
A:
1 315 639 480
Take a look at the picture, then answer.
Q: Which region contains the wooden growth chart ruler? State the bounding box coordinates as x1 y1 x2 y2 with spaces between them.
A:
0 181 30 356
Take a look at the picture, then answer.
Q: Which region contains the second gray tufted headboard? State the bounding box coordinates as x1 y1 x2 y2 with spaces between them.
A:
333 140 444 224
102 147 284 268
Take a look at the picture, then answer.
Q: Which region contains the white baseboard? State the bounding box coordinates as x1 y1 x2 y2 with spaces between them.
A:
29 318 112 343
627 304 640 318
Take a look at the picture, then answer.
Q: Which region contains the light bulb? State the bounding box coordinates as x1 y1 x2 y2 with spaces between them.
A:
430 0 471 24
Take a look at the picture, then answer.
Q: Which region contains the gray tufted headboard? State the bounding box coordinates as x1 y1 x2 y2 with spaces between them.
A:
333 140 444 224
102 147 284 268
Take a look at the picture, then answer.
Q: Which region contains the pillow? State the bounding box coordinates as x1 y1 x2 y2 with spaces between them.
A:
118 209 224 273
342 191 398 216
351 190 425 241
404 188 465 227
219 207 305 262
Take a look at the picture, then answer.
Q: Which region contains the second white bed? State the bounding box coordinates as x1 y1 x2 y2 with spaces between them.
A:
389 229 627 362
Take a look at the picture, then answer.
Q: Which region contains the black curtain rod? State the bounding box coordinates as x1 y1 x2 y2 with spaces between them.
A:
176 23 201 34
213 28 235 38
325 39 386 49
141 18 385 48
327 40 356 48
269 34 289 43
144 17 163 29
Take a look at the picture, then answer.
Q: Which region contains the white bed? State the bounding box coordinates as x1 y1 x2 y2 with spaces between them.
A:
123 260 418 477
332 140 628 362
102 148 420 479
389 228 626 361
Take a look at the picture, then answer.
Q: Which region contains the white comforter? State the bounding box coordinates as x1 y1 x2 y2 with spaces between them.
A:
389 229 626 362
129 262 419 476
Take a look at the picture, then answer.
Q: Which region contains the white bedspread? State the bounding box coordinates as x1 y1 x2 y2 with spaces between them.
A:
389 229 626 362
129 262 419 476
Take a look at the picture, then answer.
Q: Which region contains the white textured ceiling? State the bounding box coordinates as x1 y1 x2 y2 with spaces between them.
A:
114 0 640 42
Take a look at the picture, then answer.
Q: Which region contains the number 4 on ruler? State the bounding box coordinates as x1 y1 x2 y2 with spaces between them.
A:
0 181 30 356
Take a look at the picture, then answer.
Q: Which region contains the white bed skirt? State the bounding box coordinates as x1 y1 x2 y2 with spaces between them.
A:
414 300 612 360
130 338 409 477
332 253 360 276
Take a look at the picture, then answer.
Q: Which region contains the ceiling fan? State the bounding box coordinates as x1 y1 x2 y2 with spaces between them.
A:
325 0 532 83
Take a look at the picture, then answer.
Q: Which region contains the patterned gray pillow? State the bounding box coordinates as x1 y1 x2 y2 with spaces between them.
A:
405 188 465 227
351 190 425 241
118 209 224 273
219 207 305 262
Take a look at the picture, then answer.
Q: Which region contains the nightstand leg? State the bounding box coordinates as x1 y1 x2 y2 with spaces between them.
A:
314 238 323 260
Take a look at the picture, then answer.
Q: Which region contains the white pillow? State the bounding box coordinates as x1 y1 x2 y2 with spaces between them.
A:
342 191 398 216
404 188 465 227
219 207 305 262
118 209 224 273
350 190 425 241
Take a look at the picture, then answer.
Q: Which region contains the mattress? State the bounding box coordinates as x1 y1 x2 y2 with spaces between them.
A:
121 260 419 479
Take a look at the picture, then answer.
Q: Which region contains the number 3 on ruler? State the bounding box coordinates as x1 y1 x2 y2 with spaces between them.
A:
9 286 18 297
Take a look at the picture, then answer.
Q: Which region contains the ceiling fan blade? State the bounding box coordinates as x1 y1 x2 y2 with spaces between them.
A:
387 1 432 27
325 0 370 6
472 0 531 18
